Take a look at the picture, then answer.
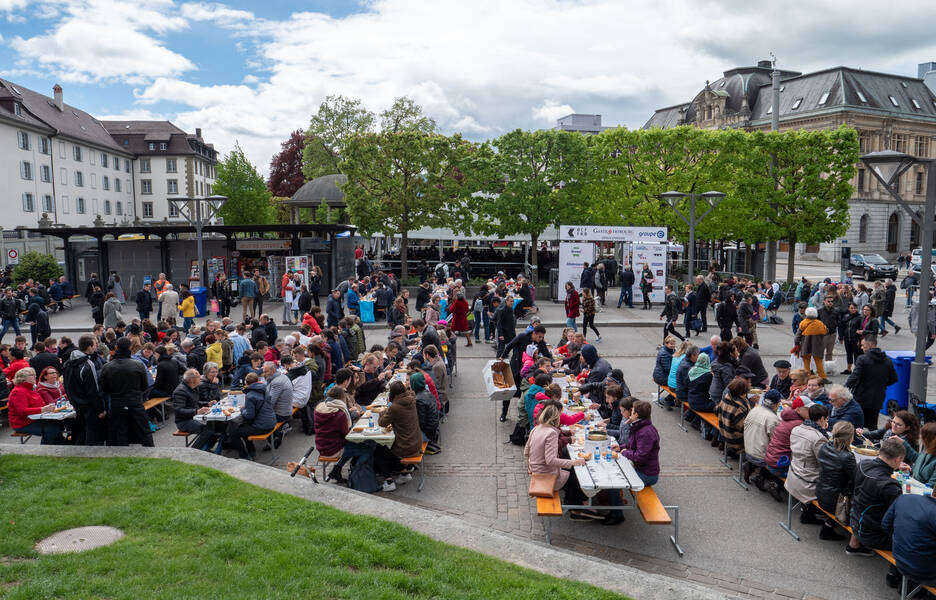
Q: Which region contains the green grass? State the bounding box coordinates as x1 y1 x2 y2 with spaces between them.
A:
0 456 626 600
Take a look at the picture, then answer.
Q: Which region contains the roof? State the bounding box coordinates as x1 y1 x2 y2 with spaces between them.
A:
102 120 214 160
0 78 127 153
286 174 347 207
28 222 356 240
101 121 186 135
644 103 690 129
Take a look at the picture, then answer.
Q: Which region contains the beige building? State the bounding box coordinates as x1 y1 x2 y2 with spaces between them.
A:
645 60 936 261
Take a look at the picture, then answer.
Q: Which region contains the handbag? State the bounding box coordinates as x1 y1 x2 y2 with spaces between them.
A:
211 299 220 312
690 318 703 331
528 472 558 498
835 494 850 524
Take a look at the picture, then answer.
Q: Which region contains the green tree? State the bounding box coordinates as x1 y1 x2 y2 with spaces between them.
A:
14 251 63 285
302 95 375 180
341 130 470 280
457 129 590 274
214 144 274 225
735 126 859 282
380 97 436 133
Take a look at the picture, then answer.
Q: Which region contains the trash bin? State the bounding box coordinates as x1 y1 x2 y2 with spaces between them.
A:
884 350 932 414
190 286 208 318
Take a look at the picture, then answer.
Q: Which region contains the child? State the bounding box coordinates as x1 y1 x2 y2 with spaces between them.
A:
606 388 632 444
520 343 539 378
532 384 585 427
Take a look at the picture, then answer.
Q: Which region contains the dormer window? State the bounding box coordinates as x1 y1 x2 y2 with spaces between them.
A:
766 105 773 114
889 95 899 107
912 98 921 110
13 103 21 116
819 92 830 105
856 91 867 103
791 98 803 110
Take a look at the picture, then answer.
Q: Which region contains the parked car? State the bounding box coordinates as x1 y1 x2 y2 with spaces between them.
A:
850 253 898 280
908 263 936 281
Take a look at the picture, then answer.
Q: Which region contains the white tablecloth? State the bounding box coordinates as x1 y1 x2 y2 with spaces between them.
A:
569 444 645 497
28 410 76 421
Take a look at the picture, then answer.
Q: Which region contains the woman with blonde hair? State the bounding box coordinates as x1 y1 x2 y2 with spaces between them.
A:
8 367 65 444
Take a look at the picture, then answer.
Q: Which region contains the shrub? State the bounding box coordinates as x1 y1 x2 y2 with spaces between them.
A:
13 251 63 285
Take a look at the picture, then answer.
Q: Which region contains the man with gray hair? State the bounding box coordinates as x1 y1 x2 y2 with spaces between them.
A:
262 361 293 425
172 368 213 451
827 384 864 429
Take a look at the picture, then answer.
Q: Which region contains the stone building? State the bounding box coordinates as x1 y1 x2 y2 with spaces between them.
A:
645 60 936 261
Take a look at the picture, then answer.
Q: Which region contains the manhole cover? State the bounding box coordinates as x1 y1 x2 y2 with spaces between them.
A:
35 526 124 554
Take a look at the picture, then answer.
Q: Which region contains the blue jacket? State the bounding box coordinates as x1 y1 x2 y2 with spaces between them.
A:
524 384 544 429
828 398 864 430
49 283 64 301
238 278 258 298
346 288 360 312
882 494 936 582
241 382 275 430
675 357 693 403
667 354 684 389
652 346 673 387
326 295 343 328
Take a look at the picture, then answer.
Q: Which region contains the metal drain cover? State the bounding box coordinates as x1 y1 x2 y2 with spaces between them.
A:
35 526 124 554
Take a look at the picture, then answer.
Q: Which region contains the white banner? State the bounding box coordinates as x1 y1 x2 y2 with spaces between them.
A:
558 242 595 301
561 225 667 242
632 244 667 304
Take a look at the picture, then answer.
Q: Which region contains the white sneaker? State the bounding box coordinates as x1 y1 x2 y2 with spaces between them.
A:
381 480 397 492
394 473 413 485
596 336 602 343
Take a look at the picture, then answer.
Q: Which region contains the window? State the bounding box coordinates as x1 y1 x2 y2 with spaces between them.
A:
40 165 50 183
148 142 155 151
125 159 130 172
206 184 211 196
61 195 69 214
856 90 868 103
114 157 120 170
20 161 32 180
39 137 50 155
125 179 131 194
142 202 154 218
13 102 21 116
140 158 151 173
859 131 870 153
114 178 121 193
790 98 802 110
74 171 83 187
17 130 29 150
60 168 68 185
102 176 109 191
819 91 830 105
76 197 86 214
42 195 54 213
22 193 34 212
58 141 66 158
889 95 899 107
857 168 865 192
115 201 122 216
159 142 167 151
917 136 930 158
90 173 96 189
101 153 108 168
893 134 908 153
917 172 925 195
859 213 869 243
167 179 178 194
166 158 177 173
104 200 112 215
766 105 772 114
89 151 95 166
169 203 179 217
912 99 922 110
72 145 82 162
141 179 152 194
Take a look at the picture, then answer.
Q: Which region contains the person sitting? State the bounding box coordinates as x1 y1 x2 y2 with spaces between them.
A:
733 336 768 388
198 362 222 406
172 368 214 451
652 336 676 389
769 359 792 399
524 372 551 430
674 345 697 410
763 396 811 499
532 384 586 427
785 404 831 526
910 423 936 488
226 372 275 460
715 375 755 456
620 400 661 487
35 366 66 406
826 384 864 430
882 486 936 589
786 368 809 404
664 341 690 409
314 387 381 492
151 344 181 399
857 410 920 455
686 351 714 411
816 421 857 541
4 348 30 383
743 389 781 489
376 381 422 487
607 393 634 444
847 437 907 586
8 367 64 444
411 372 441 454
524 403 591 520
232 351 263 389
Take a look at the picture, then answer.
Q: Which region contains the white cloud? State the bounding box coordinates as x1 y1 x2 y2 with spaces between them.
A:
0 0 29 11
531 100 574 123
180 2 254 27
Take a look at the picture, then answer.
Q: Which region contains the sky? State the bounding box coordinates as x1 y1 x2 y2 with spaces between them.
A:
1 0 935 176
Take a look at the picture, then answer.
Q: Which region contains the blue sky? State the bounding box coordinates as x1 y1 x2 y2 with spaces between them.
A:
1 1 934 175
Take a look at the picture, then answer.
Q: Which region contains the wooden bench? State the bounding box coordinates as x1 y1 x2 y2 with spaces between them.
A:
654 381 676 408
318 453 342 482
143 396 170 423
248 420 287 464
172 430 195 448
399 441 429 492
10 431 31 444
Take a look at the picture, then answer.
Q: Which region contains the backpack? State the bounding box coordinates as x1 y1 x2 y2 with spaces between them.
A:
472 297 484 313
508 421 528 445
435 264 446 279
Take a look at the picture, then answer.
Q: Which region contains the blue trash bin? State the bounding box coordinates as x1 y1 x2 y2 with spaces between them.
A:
884 350 933 414
190 286 208 318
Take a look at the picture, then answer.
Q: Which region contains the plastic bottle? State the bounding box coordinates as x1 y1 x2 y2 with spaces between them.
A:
369 414 375 428
593 446 600 463
605 446 612 462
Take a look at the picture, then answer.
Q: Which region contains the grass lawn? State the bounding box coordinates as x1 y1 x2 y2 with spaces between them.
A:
0 456 627 599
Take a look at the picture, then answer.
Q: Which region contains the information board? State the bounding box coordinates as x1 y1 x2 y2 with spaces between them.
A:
557 242 596 301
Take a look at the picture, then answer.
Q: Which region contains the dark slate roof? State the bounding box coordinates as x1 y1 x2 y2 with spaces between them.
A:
644 103 689 129
102 121 210 159
102 121 186 135
0 78 127 153
286 174 347 208
749 67 936 124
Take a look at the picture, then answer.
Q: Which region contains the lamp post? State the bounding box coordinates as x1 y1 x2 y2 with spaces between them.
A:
861 150 936 411
168 195 227 288
660 190 726 280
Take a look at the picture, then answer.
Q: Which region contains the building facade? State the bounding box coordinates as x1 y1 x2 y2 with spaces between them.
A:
645 60 936 261
555 113 615 134
0 78 216 234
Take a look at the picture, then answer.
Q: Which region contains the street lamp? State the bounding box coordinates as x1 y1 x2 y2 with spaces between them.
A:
660 190 726 280
861 150 936 412
168 195 227 288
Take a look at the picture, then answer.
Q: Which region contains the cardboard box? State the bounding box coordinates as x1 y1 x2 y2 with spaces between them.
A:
482 359 516 402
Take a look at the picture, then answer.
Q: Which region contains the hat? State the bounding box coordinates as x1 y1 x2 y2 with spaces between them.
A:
525 344 538 357
764 389 783 404
437 319 448 326
791 396 815 410
773 359 792 369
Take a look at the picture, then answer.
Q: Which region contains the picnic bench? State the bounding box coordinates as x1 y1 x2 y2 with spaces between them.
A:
143 396 170 423
247 408 298 465
172 430 196 447
10 431 31 444
400 441 429 492
677 400 746 488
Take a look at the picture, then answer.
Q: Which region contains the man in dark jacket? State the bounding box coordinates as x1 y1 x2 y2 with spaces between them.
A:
100 337 153 446
498 324 551 421
182 339 207 374
413 318 442 356
0 288 21 343
660 285 684 341
326 289 343 328
881 279 900 336
618 265 635 309
695 275 712 332
29 342 60 375
61 335 107 445
492 296 516 357
847 438 906 584
25 301 50 346
882 488 936 587
845 334 898 429
827 384 865 429
579 263 594 292
173 368 212 450
135 283 154 321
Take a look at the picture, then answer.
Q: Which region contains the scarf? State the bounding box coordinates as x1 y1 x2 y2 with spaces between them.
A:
317 397 352 428
688 353 711 381
39 381 61 390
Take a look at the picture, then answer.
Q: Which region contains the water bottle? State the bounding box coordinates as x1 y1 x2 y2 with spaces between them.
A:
369 414 375 428
605 446 612 462
593 446 600 463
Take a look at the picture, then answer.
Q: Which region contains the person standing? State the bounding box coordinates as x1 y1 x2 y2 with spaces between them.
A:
564 282 579 331
845 334 898 429
159 284 180 323
282 275 296 324
579 263 594 295
879 279 900 336
695 275 711 332
89 285 105 325
153 273 170 321
255 270 270 317
61 334 107 445
135 282 154 321
683 284 700 338
593 263 608 307
25 299 50 346
0 288 21 343
178 290 196 333
618 264 635 309
100 337 153 447
238 274 258 321
309 266 323 307
326 289 344 328
639 263 654 310
581 288 601 342
660 284 684 341
213 273 231 319
107 271 126 304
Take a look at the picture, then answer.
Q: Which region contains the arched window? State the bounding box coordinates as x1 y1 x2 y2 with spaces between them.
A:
858 213 869 243
887 212 899 253
911 211 921 247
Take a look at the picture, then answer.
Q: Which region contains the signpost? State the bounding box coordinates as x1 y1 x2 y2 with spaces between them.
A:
7 249 18 265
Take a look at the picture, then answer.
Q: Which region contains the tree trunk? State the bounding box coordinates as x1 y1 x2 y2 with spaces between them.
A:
786 233 797 284
742 240 750 274
401 230 409 282
530 234 539 282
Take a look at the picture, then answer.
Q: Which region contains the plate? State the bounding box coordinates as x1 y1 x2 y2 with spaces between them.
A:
362 428 384 436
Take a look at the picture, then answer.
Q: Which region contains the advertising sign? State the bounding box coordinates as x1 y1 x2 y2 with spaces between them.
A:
632 244 667 304
560 225 667 243
285 255 310 289
558 242 595 301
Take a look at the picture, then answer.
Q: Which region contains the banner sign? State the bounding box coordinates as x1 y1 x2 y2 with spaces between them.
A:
558 242 596 301
561 225 667 242
632 244 667 304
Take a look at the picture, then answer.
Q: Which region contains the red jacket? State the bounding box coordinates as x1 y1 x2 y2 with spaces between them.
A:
565 289 580 318
36 381 66 406
449 298 470 332
9 382 44 429
4 358 29 383
765 407 804 468
313 404 350 457
302 312 322 335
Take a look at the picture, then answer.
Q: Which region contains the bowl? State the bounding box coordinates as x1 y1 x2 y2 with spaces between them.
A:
587 432 608 441
852 446 879 456
567 406 585 413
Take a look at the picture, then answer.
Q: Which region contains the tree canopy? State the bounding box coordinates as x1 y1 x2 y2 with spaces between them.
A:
302 95 375 180
214 144 274 225
267 129 306 198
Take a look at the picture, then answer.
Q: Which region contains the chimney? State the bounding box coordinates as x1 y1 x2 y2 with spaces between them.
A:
195 127 202 139
53 84 63 110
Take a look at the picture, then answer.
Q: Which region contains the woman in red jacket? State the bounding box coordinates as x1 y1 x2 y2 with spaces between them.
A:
448 293 472 347
8 367 64 444
36 366 67 406
564 282 580 332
